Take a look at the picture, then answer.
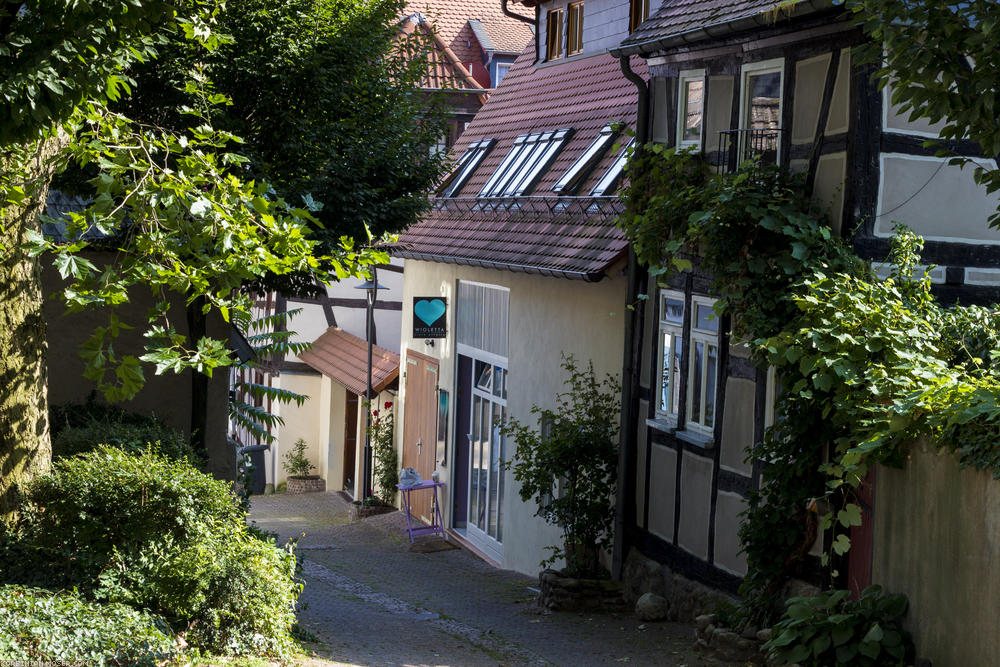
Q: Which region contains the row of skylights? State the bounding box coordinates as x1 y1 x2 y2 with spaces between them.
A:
439 127 632 198
479 128 573 197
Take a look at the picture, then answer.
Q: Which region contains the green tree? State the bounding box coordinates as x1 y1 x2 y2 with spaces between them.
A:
0 1 390 519
118 0 448 249
847 0 1000 224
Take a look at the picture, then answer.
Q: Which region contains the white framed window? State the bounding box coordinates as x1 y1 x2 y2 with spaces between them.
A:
738 59 784 163
686 296 720 435
438 138 495 197
590 138 634 196
677 69 705 149
552 124 617 194
656 290 685 421
479 128 572 198
494 63 510 87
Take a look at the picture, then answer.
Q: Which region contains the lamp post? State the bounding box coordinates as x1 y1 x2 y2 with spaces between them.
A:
355 267 388 501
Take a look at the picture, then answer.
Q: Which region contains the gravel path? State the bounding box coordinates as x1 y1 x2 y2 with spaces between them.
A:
250 492 733 667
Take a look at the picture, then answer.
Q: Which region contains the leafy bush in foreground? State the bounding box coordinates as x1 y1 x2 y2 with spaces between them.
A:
7 447 299 657
0 585 178 665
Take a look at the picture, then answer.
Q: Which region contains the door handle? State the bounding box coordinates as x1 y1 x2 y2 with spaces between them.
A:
416 438 422 453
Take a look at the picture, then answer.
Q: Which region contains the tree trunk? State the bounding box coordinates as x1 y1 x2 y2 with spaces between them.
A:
0 136 63 522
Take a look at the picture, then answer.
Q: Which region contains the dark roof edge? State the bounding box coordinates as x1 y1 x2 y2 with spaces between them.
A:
610 0 839 58
392 249 622 282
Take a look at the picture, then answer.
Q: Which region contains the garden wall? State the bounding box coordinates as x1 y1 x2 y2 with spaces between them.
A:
873 439 1000 666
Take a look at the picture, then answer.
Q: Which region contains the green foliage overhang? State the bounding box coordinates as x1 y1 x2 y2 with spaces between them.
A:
619 147 1000 622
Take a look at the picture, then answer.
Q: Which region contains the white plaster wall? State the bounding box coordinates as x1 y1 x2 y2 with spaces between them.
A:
876 154 1000 244
398 259 627 576
647 443 677 542
270 372 323 486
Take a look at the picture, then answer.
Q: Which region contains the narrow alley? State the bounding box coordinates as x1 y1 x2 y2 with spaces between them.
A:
250 493 733 667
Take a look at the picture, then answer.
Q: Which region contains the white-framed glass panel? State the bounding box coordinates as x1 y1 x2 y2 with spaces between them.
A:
656 290 685 420
687 296 720 434
438 139 495 197
739 59 784 164
590 138 635 196
552 124 616 194
479 129 572 198
677 69 705 148
494 63 510 87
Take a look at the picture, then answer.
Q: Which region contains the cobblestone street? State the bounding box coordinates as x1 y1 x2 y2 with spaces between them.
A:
250 492 734 667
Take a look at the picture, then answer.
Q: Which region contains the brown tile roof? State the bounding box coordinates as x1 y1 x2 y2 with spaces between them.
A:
299 328 400 396
396 197 627 280
405 0 533 63
400 16 488 92
616 0 834 55
395 48 646 281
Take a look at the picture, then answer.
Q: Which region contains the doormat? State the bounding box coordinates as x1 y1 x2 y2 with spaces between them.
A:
409 539 459 554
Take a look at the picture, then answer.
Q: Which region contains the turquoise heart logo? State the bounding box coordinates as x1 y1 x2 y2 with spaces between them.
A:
414 298 446 327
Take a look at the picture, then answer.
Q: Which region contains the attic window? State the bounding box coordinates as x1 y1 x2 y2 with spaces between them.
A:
629 0 649 33
590 139 634 196
567 2 584 56
546 9 564 60
552 124 617 194
437 139 495 197
479 129 573 198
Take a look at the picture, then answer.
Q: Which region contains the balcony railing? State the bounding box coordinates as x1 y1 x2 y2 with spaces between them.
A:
716 128 785 174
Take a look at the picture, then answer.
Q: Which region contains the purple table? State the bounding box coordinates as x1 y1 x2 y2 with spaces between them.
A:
396 480 447 543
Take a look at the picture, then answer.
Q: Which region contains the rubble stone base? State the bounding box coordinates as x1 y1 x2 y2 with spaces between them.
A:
538 569 626 612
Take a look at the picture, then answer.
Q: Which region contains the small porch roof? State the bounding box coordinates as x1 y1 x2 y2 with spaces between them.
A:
299 327 400 396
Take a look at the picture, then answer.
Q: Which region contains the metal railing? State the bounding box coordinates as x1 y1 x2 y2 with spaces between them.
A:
716 128 785 174
429 195 622 219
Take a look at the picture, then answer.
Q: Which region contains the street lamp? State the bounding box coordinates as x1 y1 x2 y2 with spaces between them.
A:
355 266 389 501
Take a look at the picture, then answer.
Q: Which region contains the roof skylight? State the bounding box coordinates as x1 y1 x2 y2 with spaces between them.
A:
438 139 495 197
552 124 617 194
590 139 634 196
479 128 573 198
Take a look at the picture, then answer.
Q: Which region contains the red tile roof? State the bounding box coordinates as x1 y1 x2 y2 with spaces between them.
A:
395 48 646 281
400 16 488 92
617 0 835 54
405 0 533 63
299 328 400 396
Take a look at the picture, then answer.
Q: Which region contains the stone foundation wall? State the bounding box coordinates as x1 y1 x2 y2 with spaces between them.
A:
621 549 735 622
538 569 626 612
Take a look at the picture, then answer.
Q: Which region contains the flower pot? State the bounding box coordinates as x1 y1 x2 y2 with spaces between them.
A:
286 475 325 494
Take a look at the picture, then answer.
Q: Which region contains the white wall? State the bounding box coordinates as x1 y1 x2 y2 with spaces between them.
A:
397 259 627 575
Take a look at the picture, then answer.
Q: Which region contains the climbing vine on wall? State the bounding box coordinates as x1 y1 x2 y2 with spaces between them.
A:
619 149 1000 623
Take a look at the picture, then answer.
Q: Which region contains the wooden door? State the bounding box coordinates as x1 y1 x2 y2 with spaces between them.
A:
402 350 438 521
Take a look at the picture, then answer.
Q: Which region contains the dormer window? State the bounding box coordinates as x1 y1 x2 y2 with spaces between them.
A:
629 0 649 33
546 9 564 60
437 139 495 197
590 138 634 197
567 2 584 56
552 124 617 194
480 129 573 198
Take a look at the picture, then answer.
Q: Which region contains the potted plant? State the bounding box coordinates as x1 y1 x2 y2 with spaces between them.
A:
502 355 622 610
283 438 324 494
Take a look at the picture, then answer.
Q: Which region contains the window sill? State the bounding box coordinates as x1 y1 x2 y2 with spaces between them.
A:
646 417 676 434
674 428 715 450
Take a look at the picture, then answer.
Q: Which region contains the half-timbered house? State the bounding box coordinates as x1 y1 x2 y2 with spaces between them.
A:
609 0 1000 661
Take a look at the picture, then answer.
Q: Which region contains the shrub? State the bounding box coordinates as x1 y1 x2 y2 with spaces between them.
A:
502 355 619 577
0 585 178 665
369 401 398 504
50 400 197 464
764 586 914 666
282 437 316 478
8 447 300 657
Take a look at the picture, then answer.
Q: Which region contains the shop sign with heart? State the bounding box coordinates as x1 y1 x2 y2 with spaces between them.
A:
412 297 447 338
